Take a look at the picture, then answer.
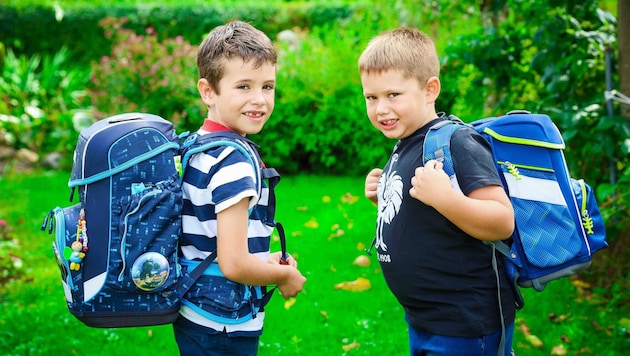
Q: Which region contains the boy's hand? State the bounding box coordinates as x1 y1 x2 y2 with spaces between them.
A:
409 160 452 206
268 252 305 298
278 266 306 299
269 251 297 267
365 168 382 204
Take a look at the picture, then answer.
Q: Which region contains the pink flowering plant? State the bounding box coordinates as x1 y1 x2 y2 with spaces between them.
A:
89 17 203 131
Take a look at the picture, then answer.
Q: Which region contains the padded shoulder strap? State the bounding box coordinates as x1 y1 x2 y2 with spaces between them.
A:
181 132 263 196
422 116 469 177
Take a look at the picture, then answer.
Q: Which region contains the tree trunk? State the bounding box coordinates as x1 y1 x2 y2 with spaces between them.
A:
619 0 630 119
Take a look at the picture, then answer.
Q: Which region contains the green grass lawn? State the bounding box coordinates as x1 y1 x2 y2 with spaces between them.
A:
0 171 627 355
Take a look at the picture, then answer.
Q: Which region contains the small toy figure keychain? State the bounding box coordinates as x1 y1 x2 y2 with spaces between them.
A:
65 208 88 271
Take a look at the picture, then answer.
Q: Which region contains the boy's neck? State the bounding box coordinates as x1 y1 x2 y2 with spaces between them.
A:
201 119 233 132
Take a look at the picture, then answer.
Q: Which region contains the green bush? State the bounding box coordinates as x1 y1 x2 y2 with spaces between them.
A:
0 219 22 293
0 47 92 168
0 1 358 67
89 17 202 128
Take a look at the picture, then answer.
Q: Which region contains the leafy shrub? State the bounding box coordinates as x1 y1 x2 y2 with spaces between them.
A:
0 1 358 67
0 47 92 169
89 17 203 129
0 219 22 293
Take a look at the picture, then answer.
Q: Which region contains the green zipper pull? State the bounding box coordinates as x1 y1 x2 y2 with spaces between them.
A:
579 179 595 235
505 161 522 180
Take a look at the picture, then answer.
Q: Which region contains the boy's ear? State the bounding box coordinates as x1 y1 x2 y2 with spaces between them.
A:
197 78 215 107
426 76 441 103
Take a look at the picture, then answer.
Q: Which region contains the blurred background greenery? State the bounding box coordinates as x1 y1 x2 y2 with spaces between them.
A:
0 0 628 354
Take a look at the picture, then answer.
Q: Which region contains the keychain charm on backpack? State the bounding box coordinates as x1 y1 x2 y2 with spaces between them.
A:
65 208 88 271
77 208 89 253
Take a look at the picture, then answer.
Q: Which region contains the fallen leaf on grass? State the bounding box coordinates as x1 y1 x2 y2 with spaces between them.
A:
342 341 361 352
284 298 296 310
304 218 319 229
517 319 543 349
328 228 345 240
353 255 371 267
320 310 329 320
334 277 371 292
296 206 308 211
571 279 592 289
525 334 544 349
591 320 612 336
551 344 567 355
341 193 359 204
548 312 570 323
322 196 331 203
356 242 366 251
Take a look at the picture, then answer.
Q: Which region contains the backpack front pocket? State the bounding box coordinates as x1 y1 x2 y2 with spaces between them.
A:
113 174 182 292
500 162 582 268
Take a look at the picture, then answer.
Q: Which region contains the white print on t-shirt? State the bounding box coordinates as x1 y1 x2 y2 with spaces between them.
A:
375 161 403 259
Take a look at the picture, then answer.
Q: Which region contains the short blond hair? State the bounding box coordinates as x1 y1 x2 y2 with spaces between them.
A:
358 27 440 88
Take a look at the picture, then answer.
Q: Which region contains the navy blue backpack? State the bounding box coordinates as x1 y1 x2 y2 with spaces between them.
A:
423 111 608 308
41 112 284 328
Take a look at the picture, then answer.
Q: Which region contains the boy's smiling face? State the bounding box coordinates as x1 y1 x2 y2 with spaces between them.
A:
361 69 439 140
198 58 276 136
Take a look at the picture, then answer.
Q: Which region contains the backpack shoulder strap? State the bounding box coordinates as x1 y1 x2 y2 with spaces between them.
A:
423 115 470 177
181 131 262 189
178 131 288 275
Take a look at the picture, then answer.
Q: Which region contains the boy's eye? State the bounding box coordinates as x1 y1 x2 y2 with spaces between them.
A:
388 93 399 98
263 84 275 90
238 84 250 90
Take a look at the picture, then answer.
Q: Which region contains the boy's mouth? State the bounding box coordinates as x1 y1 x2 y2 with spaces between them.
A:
380 119 398 128
245 111 265 121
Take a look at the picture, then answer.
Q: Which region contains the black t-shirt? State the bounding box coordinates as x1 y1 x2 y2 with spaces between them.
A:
374 117 516 337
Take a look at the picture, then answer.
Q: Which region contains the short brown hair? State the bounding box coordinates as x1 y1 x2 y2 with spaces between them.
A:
197 21 277 93
358 27 440 88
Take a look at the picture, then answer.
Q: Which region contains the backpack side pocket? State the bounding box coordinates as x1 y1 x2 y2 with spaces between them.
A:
571 178 608 254
44 204 83 304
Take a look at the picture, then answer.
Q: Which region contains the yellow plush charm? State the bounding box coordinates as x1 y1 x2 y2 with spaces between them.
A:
69 241 85 271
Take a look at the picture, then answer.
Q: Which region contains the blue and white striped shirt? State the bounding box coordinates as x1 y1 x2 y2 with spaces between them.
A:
179 129 272 334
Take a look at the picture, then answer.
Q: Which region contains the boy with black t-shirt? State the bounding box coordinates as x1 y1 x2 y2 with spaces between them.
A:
360 27 516 355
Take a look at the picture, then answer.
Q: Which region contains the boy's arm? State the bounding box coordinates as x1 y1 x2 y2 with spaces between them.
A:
409 160 514 241
216 198 306 298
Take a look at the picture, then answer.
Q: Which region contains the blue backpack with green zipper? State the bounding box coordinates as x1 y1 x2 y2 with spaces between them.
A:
423 110 608 309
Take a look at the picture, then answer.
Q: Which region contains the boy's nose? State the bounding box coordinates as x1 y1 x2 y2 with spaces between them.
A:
376 101 390 115
250 90 266 105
